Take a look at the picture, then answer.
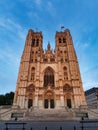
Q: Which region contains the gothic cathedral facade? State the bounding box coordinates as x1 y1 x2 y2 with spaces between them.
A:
13 29 86 109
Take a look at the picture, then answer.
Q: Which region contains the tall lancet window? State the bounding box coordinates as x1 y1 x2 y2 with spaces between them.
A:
36 39 39 46
58 38 61 43
63 66 68 80
31 67 35 81
44 67 54 87
32 39 35 47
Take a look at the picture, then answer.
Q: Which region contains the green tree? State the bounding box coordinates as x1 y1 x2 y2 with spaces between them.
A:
0 92 14 105
0 95 6 105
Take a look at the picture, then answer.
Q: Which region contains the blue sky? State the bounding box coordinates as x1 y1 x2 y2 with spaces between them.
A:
0 0 98 94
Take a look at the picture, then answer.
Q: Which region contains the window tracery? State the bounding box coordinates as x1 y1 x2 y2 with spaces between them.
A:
36 39 39 46
32 39 35 47
58 38 61 43
31 67 35 81
44 67 54 87
63 66 68 80
63 38 66 43
58 37 66 44
27 84 35 92
63 85 73 92
32 38 39 47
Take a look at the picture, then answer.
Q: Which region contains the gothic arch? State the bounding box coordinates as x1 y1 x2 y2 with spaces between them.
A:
26 84 35 108
63 85 73 108
63 66 68 80
44 67 55 87
31 67 35 81
44 90 55 109
63 84 73 93
27 84 35 93
44 90 54 99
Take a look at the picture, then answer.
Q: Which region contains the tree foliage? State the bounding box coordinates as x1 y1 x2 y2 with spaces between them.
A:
0 92 14 105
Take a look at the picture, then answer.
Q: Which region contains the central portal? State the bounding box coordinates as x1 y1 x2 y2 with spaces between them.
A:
44 89 55 109
67 99 72 108
28 99 33 108
44 99 55 109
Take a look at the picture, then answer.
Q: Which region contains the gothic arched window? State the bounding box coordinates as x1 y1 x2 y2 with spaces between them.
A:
27 84 35 92
63 38 66 43
44 67 54 87
63 66 68 80
63 84 73 92
36 39 39 46
32 39 35 47
58 38 61 43
31 67 35 81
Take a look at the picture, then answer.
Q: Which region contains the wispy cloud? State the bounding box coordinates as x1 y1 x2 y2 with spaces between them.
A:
27 11 41 21
34 0 42 6
0 17 27 70
0 18 20 31
75 41 90 50
0 45 20 94
0 46 20 67
82 66 98 90
0 17 27 41
27 0 56 19
0 17 27 94
82 66 98 74
46 1 56 16
73 37 98 91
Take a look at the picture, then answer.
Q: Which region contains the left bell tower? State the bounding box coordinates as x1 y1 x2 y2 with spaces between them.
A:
13 29 43 108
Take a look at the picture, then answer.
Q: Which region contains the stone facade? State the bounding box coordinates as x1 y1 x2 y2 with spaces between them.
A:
13 29 86 109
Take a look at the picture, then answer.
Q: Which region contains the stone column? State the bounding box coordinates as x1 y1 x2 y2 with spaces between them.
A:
25 99 28 109
34 94 38 109
60 95 64 108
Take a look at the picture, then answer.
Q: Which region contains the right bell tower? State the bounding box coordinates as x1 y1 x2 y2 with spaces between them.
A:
55 29 86 108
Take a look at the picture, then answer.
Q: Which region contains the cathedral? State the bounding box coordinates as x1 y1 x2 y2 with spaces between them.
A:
13 29 86 109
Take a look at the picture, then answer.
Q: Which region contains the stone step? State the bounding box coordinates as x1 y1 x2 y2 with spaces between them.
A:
24 109 74 121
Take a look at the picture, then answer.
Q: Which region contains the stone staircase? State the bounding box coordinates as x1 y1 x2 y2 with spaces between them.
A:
0 106 13 120
24 108 74 121
1 105 98 121
87 108 98 119
0 106 25 121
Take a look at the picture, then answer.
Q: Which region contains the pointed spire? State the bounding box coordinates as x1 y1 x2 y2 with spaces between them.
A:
47 42 51 50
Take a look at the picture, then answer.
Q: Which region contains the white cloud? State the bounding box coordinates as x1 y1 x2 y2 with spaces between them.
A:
0 17 28 72
27 11 40 21
82 66 98 90
0 17 27 41
75 41 90 50
34 0 41 6
0 45 20 94
0 17 27 94
0 46 19 66
83 81 98 91
27 0 56 19
73 39 98 91
0 18 20 31
0 17 27 68
46 1 56 16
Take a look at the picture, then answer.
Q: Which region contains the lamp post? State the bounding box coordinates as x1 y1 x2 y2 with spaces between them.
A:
74 126 76 130
81 117 84 130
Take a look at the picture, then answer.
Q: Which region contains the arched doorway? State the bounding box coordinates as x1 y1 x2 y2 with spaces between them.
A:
66 98 71 108
27 92 34 109
44 91 55 109
63 84 73 108
26 84 35 109
28 99 33 108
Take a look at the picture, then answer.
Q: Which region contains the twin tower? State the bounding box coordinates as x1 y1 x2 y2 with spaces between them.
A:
13 29 86 109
